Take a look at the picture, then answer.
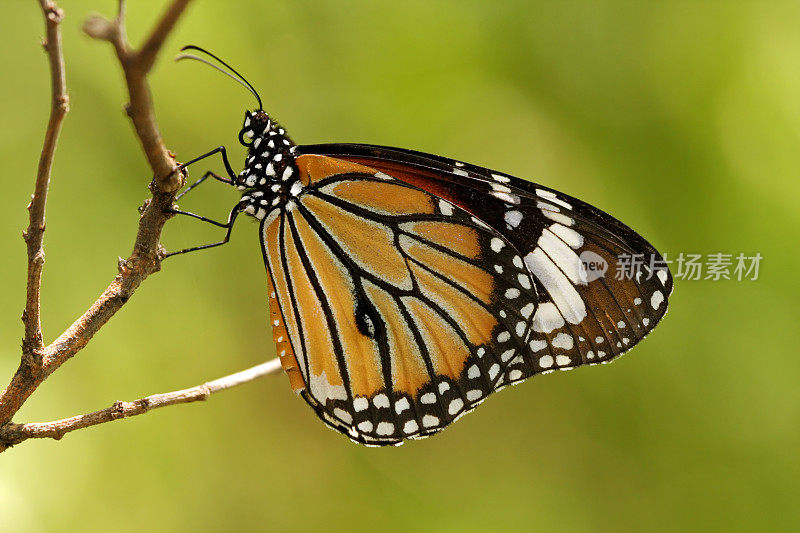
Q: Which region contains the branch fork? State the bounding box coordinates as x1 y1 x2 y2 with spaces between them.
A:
0 0 281 453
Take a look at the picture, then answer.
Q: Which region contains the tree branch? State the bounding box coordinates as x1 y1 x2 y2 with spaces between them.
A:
22 0 69 364
84 0 192 190
0 0 199 444
0 359 282 447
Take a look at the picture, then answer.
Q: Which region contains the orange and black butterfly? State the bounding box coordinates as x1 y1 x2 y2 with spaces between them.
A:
170 47 673 446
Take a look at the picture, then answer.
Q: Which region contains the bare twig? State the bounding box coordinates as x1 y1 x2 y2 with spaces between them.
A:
22 0 68 364
1 0 69 436
0 0 203 447
0 360 282 447
84 0 192 187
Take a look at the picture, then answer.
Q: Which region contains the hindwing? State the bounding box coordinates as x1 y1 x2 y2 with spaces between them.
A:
262 155 543 445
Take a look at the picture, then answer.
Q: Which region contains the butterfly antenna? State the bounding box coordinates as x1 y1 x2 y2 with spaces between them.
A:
176 45 263 110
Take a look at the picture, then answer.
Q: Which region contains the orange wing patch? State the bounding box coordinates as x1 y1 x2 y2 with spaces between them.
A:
301 194 413 290
407 261 498 347
281 217 345 398
334 156 463 211
400 236 496 305
264 212 309 393
290 209 385 399
402 296 471 381
296 154 380 186
400 221 481 259
324 180 435 216
361 279 430 395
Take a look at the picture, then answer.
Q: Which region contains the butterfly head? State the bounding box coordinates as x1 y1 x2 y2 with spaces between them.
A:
235 110 302 218
238 110 271 145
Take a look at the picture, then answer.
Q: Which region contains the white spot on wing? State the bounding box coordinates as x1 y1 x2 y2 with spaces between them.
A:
651 290 664 310
555 355 571 366
504 210 523 228
529 339 547 352
549 223 584 249
524 249 587 325
538 229 586 286
353 397 368 412
520 302 535 318
395 397 410 414
552 332 574 350
376 422 394 435
536 188 572 209
532 302 566 333
466 390 482 401
542 210 574 226
309 371 347 401
491 192 521 204
333 408 352 424
448 399 464 415
373 393 390 409
422 414 440 427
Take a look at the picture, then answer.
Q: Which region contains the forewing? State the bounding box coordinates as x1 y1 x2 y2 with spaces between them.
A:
297 144 673 385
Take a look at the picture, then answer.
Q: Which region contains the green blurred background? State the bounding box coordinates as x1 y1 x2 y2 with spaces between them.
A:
2 1 799 531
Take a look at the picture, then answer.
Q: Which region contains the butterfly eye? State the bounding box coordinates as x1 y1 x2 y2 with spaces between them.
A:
251 110 270 131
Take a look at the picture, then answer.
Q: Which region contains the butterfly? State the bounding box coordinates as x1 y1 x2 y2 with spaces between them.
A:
169 47 673 446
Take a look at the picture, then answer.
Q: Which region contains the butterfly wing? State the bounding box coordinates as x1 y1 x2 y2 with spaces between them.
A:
297 143 673 381
262 155 542 445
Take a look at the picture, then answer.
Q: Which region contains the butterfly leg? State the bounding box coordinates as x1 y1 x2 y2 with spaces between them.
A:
163 203 244 259
180 145 237 179
176 171 226 201
173 145 238 201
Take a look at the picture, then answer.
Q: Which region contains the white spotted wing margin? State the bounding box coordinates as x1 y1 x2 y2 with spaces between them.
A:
259 162 543 446
297 144 673 390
